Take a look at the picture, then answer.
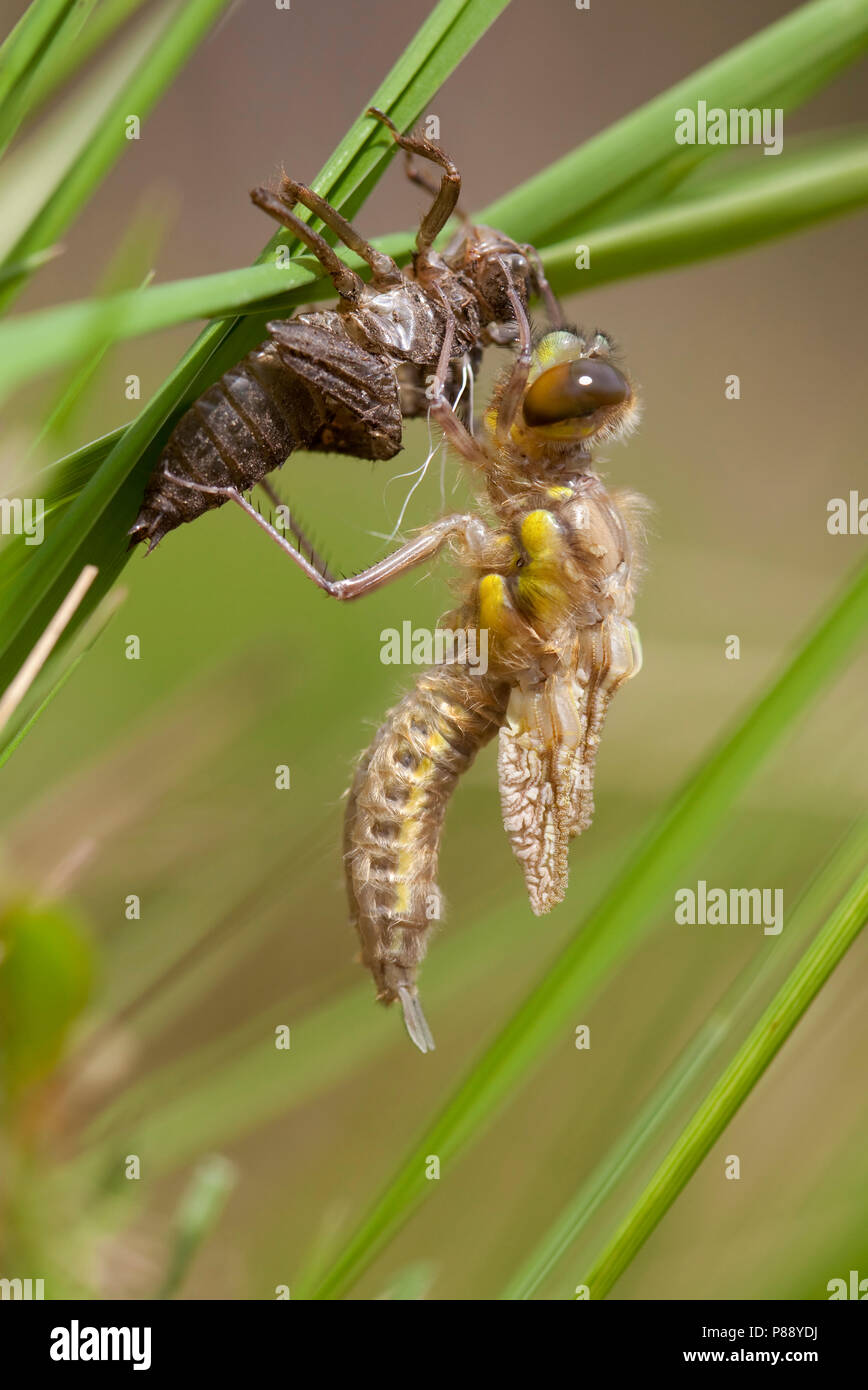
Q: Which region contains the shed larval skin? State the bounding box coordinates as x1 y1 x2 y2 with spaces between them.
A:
129 110 555 555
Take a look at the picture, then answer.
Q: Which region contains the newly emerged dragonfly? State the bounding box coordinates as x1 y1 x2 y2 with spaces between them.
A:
341 318 646 1052
130 109 557 553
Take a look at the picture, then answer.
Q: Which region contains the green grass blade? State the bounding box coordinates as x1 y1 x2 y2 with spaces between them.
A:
0 427 124 602
0 1 172 262
0 242 61 290
307 558 868 1299
156 1156 236 1299
579 856 868 1300
0 0 511 746
0 254 340 404
0 0 232 311
0 0 72 109
541 135 868 295
4 126 868 401
483 0 868 245
25 427 125 517
34 199 168 450
568 43 868 227
0 0 97 161
503 816 868 1299
20 0 152 119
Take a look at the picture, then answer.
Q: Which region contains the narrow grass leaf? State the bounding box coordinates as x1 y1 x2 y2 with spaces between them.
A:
0 0 232 310
156 1155 236 1299
0 0 97 161
579 857 868 1299
503 816 868 1299
483 0 868 245
307 558 868 1299
0 0 73 110
0 0 171 260
20 0 153 119
541 135 868 295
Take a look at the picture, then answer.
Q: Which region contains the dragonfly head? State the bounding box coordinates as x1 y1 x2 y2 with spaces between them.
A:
516 329 639 454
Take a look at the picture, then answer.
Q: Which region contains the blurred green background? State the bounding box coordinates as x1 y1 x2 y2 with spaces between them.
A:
0 0 866 1299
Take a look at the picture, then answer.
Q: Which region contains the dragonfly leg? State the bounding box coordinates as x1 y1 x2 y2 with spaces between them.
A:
250 187 364 302
495 267 534 443
367 107 461 255
278 177 402 287
421 294 494 470
522 242 563 329
256 477 336 582
161 469 485 601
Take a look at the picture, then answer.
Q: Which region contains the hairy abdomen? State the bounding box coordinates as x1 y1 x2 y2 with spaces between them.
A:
344 666 508 1012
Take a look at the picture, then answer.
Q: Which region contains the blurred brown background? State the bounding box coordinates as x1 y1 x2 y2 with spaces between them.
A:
1 0 867 1300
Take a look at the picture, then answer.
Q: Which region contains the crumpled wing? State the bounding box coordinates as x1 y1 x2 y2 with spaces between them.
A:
498 616 642 915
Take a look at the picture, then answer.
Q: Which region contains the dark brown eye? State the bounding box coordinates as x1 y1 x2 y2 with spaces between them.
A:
523 358 630 426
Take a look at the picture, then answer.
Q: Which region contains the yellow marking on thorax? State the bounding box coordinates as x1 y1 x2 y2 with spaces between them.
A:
477 572 513 637
516 508 570 623
520 509 562 554
547 485 573 501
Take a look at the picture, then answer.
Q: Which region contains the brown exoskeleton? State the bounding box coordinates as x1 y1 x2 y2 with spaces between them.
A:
129 109 559 554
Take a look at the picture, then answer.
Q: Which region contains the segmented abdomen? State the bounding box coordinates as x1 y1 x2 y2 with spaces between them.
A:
344 665 509 1007
130 317 403 551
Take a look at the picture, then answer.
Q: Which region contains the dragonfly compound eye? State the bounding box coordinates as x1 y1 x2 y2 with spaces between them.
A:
523 358 630 427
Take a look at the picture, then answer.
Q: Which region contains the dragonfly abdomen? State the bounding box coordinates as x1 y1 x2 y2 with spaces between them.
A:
130 319 405 552
129 341 324 550
344 664 508 1045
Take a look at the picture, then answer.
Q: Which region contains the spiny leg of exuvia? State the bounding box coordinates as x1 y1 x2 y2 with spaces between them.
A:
157 303 646 1053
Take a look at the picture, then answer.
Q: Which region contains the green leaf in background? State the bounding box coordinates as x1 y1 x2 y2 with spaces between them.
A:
157 1155 236 1299
0 0 98 162
0 0 74 112
34 197 170 452
579 855 868 1300
376 1261 437 1301
503 816 868 1299
0 899 94 1100
542 133 868 294
483 0 868 243
0 1 174 262
20 0 152 120
0 0 231 310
